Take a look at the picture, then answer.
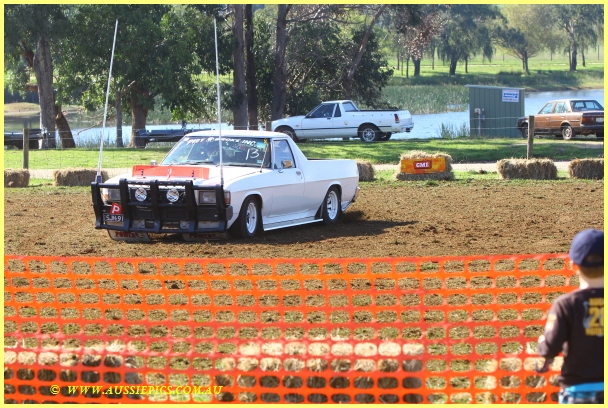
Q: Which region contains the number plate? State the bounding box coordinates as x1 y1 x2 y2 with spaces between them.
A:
104 214 124 222
597 117 604 123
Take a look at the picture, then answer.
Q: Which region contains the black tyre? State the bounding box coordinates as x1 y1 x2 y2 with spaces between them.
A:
561 125 574 140
322 186 341 225
230 196 261 239
359 125 380 143
276 126 303 143
28 139 39 149
521 123 529 139
596 132 604 139
379 132 392 141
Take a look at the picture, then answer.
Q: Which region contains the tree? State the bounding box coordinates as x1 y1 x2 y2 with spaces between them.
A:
391 5 445 77
436 5 500 75
230 5 247 130
551 5 604 71
4 5 76 148
65 5 231 147
496 5 556 75
244 5 259 130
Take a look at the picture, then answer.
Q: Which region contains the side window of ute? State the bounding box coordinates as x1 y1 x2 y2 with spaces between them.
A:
273 140 295 169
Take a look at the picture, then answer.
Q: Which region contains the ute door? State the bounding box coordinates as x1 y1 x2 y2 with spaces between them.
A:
266 139 306 220
301 103 336 139
534 102 554 134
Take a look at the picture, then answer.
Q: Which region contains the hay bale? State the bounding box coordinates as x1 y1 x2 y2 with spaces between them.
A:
356 160 374 182
4 169 30 188
568 158 603 180
395 150 454 181
53 168 109 186
496 159 557 180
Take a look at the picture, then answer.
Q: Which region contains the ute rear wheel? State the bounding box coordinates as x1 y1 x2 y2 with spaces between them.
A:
230 196 261 239
359 125 380 142
322 186 341 225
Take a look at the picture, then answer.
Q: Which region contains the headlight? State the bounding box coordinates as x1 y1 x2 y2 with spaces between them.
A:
101 188 121 204
199 191 216 204
166 188 180 203
134 187 147 202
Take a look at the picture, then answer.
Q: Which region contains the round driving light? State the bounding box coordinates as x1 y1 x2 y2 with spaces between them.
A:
135 187 147 202
167 188 180 203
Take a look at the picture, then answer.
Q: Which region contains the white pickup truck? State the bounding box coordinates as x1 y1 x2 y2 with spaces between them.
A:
271 99 414 143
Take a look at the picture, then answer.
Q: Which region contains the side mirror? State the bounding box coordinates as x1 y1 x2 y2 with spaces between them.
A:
281 160 293 169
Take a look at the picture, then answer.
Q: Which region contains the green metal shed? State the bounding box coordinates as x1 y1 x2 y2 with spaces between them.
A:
465 85 525 138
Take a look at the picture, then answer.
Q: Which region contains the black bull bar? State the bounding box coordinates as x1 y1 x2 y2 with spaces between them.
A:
91 179 233 234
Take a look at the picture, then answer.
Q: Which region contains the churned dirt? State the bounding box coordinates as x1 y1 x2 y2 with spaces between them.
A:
4 179 603 259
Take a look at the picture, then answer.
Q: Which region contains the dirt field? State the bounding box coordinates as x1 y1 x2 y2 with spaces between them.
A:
4 178 603 259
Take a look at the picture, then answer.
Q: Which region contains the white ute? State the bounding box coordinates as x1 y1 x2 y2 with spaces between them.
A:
91 130 360 241
272 99 414 142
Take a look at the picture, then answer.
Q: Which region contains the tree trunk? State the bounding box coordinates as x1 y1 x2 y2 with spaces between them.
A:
128 93 149 148
271 4 290 121
232 5 248 130
116 90 123 148
581 47 586 67
245 4 258 130
54 104 75 148
343 4 388 99
449 58 458 75
524 54 530 76
413 58 421 77
33 36 56 148
405 56 409 78
570 42 577 71
465 57 468 74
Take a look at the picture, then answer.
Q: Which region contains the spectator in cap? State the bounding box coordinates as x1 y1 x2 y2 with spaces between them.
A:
536 229 604 404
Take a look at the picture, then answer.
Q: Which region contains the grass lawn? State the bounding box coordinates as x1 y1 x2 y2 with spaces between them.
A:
4 137 603 171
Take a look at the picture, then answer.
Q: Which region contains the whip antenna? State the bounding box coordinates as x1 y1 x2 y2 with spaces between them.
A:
214 17 224 187
95 19 118 183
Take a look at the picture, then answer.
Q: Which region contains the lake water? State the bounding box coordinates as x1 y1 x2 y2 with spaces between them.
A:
5 89 604 144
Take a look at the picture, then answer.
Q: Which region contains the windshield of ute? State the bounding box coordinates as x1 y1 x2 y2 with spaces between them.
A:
161 136 271 168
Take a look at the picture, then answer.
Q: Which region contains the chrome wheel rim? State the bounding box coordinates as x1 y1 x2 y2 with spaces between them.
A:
326 190 339 220
245 201 257 234
361 128 375 142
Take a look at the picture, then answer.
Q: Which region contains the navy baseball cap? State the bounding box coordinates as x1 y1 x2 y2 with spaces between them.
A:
569 229 604 267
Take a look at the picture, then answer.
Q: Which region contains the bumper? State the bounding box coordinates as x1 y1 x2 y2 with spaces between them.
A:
396 122 414 133
577 124 604 135
91 179 233 235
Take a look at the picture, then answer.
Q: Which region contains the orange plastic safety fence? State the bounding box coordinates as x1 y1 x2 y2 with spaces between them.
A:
4 254 574 404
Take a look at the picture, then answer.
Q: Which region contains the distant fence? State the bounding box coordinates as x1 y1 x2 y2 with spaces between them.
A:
4 254 573 404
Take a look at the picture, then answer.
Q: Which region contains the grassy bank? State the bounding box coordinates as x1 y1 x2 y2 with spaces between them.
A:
4 137 603 170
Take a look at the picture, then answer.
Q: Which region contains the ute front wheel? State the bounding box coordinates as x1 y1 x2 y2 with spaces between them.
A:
322 186 341 225
230 196 261 239
276 126 303 143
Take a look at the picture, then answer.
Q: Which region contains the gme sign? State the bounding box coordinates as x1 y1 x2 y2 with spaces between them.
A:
400 157 447 174
414 160 432 169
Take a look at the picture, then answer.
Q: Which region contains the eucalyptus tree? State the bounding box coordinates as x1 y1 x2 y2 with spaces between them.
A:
4 5 75 148
493 5 547 75
436 5 501 75
551 5 604 71
391 4 445 77
64 4 231 147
